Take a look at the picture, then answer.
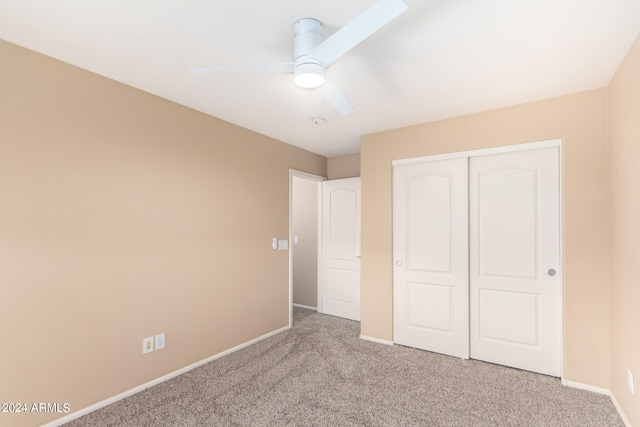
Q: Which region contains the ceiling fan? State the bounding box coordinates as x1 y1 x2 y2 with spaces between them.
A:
188 0 409 116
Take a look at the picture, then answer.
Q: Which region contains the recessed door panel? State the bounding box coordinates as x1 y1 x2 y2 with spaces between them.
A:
406 282 453 332
478 167 537 278
478 289 539 346
330 269 359 304
407 175 451 273
330 189 358 261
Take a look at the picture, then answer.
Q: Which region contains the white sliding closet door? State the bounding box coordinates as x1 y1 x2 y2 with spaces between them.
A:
393 158 469 359
393 143 561 377
469 147 561 377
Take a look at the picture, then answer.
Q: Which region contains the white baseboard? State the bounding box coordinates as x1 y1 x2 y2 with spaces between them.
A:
44 334 632 427
561 378 610 395
359 334 395 346
42 325 291 427
561 379 632 427
610 392 632 427
292 303 317 311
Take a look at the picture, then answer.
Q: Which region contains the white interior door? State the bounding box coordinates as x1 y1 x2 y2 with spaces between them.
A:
469 147 561 377
393 158 469 359
321 177 361 321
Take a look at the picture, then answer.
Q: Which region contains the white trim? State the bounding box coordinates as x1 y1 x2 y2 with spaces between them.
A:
561 378 610 395
289 169 326 327
557 143 565 378
392 139 561 166
561 379 632 426
317 180 324 314
290 169 327 181
41 325 290 427
293 303 317 311
610 392 633 427
360 334 395 346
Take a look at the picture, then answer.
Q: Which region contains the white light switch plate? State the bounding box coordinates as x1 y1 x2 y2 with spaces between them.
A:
278 239 288 250
155 333 165 351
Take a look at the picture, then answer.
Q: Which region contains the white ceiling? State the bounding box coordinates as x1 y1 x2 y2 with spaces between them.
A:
1 0 639 157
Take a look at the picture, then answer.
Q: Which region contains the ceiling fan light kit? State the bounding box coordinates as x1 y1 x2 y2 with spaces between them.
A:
189 0 409 115
294 61 325 89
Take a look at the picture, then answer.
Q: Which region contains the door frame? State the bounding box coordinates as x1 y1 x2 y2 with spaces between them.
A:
391 138 563 373
392 139 561 166
289 169 326 328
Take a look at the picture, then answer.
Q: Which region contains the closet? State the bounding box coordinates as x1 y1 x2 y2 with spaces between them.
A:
393 141 561 377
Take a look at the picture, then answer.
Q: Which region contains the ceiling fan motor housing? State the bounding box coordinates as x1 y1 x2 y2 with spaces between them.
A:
292 18 326 88
292 18 323 60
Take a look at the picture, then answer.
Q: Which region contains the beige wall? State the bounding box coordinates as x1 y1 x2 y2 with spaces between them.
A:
0 40 326 427
292 176 320 308
327 153 361 179
3 28 638 425
360 89 611 389
608 34 640 425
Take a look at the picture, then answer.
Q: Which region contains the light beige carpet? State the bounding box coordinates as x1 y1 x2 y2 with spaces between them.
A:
66 308 623 426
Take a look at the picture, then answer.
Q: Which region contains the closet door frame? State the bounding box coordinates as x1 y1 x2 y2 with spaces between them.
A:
392 140 561 168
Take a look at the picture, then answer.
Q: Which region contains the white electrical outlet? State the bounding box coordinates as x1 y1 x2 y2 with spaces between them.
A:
629 369 635 395
142 336 154 354
155 333 166 351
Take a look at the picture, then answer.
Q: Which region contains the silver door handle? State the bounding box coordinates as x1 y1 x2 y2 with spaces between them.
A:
548 269 557 276
396 260 403 267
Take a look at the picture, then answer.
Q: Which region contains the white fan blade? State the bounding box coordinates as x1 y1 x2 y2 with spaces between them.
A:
316 79 354 116
309 0 409 67
188 62 295 75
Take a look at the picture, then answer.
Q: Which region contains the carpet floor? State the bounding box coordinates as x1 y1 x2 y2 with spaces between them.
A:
65 308 623 426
